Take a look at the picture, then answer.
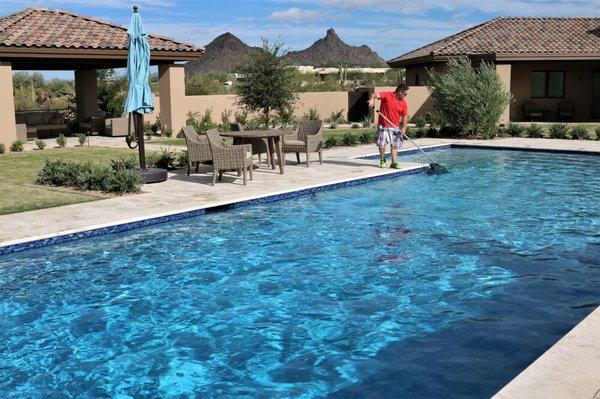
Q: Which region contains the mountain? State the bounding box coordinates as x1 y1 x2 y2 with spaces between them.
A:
185 32 258 75
284 28 386 68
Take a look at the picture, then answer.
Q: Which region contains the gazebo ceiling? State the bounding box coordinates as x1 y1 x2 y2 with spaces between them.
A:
0 8 203 70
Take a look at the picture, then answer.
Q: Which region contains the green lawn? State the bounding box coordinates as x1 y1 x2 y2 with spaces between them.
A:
0 147 138 215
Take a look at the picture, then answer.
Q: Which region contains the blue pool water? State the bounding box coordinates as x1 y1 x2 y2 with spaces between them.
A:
1 149 599 398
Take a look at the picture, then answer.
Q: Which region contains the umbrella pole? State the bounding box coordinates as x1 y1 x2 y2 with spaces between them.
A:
135 112 147 170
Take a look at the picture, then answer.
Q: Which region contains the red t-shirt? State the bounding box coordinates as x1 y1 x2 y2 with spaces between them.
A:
378 91 408 128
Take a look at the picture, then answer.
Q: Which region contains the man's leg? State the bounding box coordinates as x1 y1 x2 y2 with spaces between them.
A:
390 147 398 164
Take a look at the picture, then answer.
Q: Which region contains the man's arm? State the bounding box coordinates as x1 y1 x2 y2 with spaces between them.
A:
400 114 408 137
367 92 381 108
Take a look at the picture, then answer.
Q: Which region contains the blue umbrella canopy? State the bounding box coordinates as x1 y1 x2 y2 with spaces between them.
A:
124 8 154 115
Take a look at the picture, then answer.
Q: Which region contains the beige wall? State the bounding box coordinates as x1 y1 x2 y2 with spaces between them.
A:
149 85 432 129
510 60 598 121
373 86 431 122
496 64 512 125
0 62 17 147
158 64 187 133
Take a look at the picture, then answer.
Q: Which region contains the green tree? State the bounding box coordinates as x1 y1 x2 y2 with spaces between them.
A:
427 58 511 138
97 69 127 117
234 39 297 128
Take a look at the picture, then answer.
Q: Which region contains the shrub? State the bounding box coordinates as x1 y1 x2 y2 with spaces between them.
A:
351 123 360 129
35 138 47 150
10 140 24 152
437 126 460 137
220 109 232 132
273 108 298 129
340 132 358 146
176 150 189 168
245 116 266 130
56 134 67 148
359 131 375 144
234 110 248 125
595 126 600 141
413 116 426 128
303 107 320 121
37 159 142 194
186 109 218 133
426 127 439 138
146 149 176 170
145 128 153 140
548 123 569 139
412 128 427 138
111 156 138 172
506 123 525 137
163 127 173 138
526 124 544 138
361 115 371 128
569 125 590 140
324 136 337 148
327 109 345 124
427 57 512 138
78 133 87 146
495 126 508 137
329 119 339 129
0 144 4 154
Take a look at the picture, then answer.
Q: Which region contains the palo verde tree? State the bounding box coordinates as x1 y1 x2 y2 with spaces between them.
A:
234 39 297 128
427 57 512 138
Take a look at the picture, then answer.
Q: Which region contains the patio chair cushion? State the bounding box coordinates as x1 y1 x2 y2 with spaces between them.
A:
284 139 305 146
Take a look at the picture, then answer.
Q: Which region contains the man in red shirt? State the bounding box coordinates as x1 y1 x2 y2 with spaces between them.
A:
368 84 409 169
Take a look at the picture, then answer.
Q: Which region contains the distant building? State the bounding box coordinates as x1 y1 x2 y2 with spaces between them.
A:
388 17 600 123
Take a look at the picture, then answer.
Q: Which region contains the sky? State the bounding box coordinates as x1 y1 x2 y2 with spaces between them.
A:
2 0 600 79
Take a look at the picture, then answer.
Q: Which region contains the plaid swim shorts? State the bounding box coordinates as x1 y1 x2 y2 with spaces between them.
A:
376 125 403 149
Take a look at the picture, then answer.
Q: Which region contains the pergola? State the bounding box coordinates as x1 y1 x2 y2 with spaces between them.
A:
0 8 203 146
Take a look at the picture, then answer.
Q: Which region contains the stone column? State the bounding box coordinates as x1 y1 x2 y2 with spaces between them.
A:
496 63 512 125
158 63 186 134
74 69 100 123
0 62 17 147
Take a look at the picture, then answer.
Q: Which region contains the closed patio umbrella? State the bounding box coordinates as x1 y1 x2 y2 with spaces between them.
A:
125 5 165 182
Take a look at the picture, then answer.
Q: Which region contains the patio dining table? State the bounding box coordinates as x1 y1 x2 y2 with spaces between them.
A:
219 130 292 174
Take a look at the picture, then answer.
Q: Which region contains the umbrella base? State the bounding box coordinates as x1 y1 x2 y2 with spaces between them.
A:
127 168 168 183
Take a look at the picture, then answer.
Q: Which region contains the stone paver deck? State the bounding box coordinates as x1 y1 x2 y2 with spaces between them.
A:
2 137 600 398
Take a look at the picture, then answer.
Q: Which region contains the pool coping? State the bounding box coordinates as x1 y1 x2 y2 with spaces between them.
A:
0 164 428 256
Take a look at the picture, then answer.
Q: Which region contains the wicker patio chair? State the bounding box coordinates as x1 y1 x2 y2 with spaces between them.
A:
104 117 130 137
206 130 253 186
282 120 324 167
230 123 270 165
523 102 544 121
182 126 212 176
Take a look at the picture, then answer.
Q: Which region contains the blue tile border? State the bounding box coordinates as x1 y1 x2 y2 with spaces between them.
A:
0 166 428 257
450 143 600 156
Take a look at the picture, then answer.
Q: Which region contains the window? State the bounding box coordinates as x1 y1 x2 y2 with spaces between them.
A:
530 71 565 98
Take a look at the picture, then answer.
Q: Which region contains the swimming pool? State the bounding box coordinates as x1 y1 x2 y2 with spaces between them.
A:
1 149 598 398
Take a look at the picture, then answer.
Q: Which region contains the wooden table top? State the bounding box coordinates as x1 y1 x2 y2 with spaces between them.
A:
219 130 292 138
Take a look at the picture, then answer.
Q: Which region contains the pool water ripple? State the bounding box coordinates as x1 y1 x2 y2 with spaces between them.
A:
0 149 598 398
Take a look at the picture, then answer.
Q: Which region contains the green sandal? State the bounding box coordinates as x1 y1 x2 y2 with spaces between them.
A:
379 159 387 168
390 162 401 170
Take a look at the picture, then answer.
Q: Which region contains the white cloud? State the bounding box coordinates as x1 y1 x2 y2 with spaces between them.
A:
268 7 322 21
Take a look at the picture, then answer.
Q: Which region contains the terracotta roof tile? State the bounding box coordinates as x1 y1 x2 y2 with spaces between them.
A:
389 17 600 65
0 8 203 53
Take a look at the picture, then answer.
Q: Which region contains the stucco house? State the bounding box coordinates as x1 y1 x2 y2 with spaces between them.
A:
0 8 203 147
388 17 600 124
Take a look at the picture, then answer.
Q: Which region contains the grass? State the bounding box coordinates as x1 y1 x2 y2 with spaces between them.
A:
0 147 138 215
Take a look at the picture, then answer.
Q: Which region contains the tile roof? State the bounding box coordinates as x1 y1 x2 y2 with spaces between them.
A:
389 17 600 65
0 8 202 54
